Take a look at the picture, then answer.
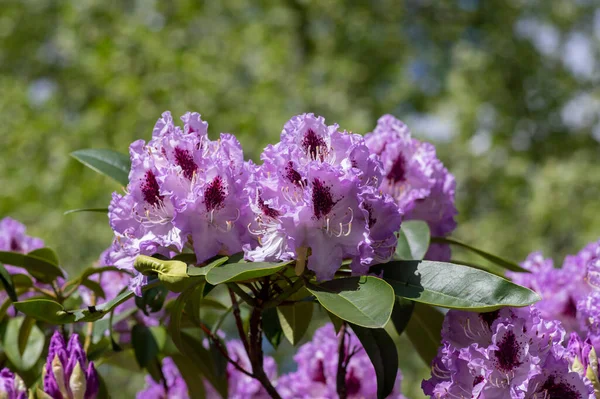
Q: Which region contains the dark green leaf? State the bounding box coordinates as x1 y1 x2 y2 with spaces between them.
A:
171 354 207 399
135 285 168 315
306 276 394 328
405 303 444 366
12 274 33 289
375 260 539 311
0 263 18 303
395 220 430 260
350 324 398 399
327 310 344 334
18 316 35 355
132 324 160 369
0 249 64 283
187 256 229 277
390 297 414 336
13 299 74 324
4 316 45 370
262 307 283 349
277 302 313 346
71 149 131 186
206 261 292 285
64 208 108 215
209 335 229 378
431 236 528 273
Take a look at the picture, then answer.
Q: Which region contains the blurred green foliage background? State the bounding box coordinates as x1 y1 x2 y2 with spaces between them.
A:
2 0 600 397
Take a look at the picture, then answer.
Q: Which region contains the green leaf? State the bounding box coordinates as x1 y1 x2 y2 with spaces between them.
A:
12 274 33 289
169 284 200 354
206 261 292 285
350 324 398 399
132 324 160 369
4 316 45 370
13 299 74 324
135 255 192 292
431 236 528 273
135 285 168 315
18 316 36 355
0 249 64 283
327 310 344 334
171 354 207 399
306 276 394 328
375 260 540 311
180 330 228 398
390 297 414 336
277 302 313 346
0 263 18 303
405 303 444 366
187 256 229 277
262 307 283 349
395 220 430 260
71 149 131 186
63 208 108 215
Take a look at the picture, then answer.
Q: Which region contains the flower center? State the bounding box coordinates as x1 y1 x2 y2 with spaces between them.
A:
538 376 582 399
204 176 227 212
174 147 197 180
9 238 20 252
258 196 280 218
479 310 499 330
141 170 163 206
312 178 337 220
345 369 361 396
387 153 407 183
311 359 327 384
302 129 326 160
285 161 305 187
493 331 522 372
473 375 485 386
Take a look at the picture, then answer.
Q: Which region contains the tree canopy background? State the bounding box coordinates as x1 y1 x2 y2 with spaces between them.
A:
1 1 599 397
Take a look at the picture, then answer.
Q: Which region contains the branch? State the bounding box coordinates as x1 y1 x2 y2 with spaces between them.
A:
228 286 251 355
198 323 255 379
337 323 348 399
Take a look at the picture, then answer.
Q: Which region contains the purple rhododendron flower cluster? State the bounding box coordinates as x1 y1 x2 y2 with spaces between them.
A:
422 307 594 399
42 331 99 399
276 323 405 399
0 217 44 259
137 340 278 399
507 240 600 338
364 115 457 261
106 111 254 293
246 113 402 280
0 368 27 399
137 324 405 399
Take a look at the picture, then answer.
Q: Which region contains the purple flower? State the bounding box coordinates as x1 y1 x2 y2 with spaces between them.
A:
42 331 99 399
245 113 401 280
0 368 27 399
136 357 189 399
276 323 405 399
364 115 457 261
107 112 254 293
0 217 44 274
524 352 594 399
423 307 590 398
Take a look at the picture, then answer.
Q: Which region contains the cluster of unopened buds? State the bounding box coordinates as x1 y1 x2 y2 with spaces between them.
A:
104 111 456 291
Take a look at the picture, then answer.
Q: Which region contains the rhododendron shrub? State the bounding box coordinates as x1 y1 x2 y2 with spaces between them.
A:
0 112 544 399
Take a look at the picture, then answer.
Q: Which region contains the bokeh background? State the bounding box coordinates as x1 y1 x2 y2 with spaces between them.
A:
2 1 600 397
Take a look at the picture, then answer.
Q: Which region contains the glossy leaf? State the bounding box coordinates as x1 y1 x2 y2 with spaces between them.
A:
277 302 313 346
375 260 540 311
64 208 109 215
431 236 528 273
390 297 414 336
0 263 17 303
405 303 444 366
13 299 74 324
327 310 344 334
135 255 191 292
350 324 398 399
0 249 64 283
262 307 283 349
395 220 430 260
132 324 160 369
306 276 394 328
71 149 131 186
4 316 45 371
206 261 292 285
187 256 229 277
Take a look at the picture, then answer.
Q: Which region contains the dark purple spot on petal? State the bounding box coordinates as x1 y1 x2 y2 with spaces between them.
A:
345 369 361 396
285 161 305 187
311 359 327 384
473 375 484 386
9 238 21 252
174 147 197 180
563 296 578 319
258 196 280 218
479 311 499 330
363 203 377 229
302 129 326 160
141 170 163 206
312 178 337 220
387 153 407 183
537 376 582 399
204 176 227 212
493 331 522 373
